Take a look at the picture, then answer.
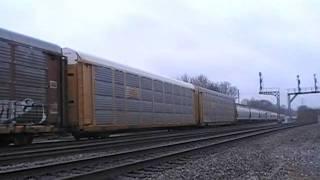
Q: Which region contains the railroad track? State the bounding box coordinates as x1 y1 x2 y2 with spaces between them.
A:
0 123 304 180
0 122 277 153
0 123 278 165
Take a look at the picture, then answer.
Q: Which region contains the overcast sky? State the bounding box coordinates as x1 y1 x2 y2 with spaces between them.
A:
1 0 320 109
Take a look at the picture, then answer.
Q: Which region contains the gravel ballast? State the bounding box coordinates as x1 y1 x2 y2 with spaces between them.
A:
127 123 320 180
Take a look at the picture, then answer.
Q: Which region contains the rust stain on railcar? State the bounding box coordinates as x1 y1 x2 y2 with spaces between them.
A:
125 87 140 99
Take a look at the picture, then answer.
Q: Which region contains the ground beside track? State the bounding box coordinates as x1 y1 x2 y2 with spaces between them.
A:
120 123 320 180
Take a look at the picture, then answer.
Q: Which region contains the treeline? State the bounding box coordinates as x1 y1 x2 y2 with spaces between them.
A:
178 74 239 98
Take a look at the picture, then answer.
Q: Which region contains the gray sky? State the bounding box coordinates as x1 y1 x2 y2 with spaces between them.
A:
1 0 320 109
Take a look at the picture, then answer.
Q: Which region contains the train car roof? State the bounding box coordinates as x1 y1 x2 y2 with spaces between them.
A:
198 86 234 99
0 28 61 54
63 48 195 89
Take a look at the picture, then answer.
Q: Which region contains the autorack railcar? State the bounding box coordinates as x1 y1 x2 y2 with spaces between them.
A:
0 28 67 145
63 48 198 139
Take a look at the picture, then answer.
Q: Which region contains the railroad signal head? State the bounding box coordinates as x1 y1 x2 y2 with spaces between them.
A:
297 75 301 92
259 72 263 91
314 74 316 84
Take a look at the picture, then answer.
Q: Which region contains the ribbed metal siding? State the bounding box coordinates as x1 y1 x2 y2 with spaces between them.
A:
154 80 163 92
0 41 10 61
96 81 113 96
115 84 125 98
95 95 112 110
127 100 140 112
114 98 125 111
164 83 172 94
15 46 48 69
141 89 153 102
154 92 163 103
126 73 139 87
141 77 152 90
95 66 112 82
95 110 113 124
113 70 125 124
141 101 152 112
115 70 124 85
15 65 47 87
95 66 114 124
15 85 47 102
0 84 10 99
201 90 236 123
0 41 11 99
94 65 195 126
14 46 48 103
0 39 63 125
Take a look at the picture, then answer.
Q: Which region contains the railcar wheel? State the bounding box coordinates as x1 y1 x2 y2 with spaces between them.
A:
100 134 108 139
74 136 80 141
13 134 33 146
0 138 10 147
72 133 81 141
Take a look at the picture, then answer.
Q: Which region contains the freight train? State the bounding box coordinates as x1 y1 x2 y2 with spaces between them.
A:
0 28 281 145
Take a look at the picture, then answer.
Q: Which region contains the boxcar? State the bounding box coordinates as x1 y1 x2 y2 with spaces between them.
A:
197 87 236 125
0 28 66 145
63 48 197 138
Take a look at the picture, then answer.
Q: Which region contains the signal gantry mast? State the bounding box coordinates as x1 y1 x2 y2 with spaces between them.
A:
258 72 281 121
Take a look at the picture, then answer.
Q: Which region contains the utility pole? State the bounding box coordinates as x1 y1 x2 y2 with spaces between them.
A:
258 72 281 121
287 74 320 121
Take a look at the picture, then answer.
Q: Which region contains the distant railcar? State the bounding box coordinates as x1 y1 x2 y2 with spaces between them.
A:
236 105 251 120
236 104 279 122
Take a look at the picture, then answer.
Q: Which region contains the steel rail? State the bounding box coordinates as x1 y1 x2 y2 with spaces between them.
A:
0 124 302 179
0 123 279 165
0 122 276 152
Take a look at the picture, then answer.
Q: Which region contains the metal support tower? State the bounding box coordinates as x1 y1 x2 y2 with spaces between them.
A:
259 72 281 121
287 74 320 121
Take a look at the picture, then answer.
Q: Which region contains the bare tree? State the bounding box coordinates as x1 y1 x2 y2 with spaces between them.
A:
216 81 238 97
179 73 191 83
190 74 210 88
178 74 239 98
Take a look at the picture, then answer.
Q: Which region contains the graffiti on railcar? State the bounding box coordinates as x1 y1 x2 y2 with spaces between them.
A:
0 98 46 124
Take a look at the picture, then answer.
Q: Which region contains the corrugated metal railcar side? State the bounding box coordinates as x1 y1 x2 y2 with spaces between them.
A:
198 87 236 125
64 48 197 137
0 28 66 145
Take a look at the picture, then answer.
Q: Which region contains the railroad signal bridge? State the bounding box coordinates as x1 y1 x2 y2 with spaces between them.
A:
287 74 320 121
